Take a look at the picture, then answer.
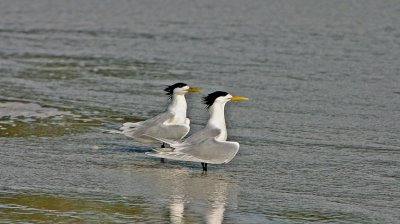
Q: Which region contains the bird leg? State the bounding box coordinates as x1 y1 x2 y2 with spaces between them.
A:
201 162 208 172
160 143 165 163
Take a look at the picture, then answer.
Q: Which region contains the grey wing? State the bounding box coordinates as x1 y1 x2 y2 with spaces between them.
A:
178 138 240 164
182 127 221 146
147 123 190 141
147 138 240 164
120 112 174 137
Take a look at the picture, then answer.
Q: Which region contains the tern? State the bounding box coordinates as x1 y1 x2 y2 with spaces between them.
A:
114 83 201 146
146 91 248 171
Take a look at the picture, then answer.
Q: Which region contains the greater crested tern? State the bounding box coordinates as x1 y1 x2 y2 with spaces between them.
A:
146 91 248 171
118 83 201 144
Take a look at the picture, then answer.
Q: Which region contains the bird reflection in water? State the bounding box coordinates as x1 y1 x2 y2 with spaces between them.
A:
119 163 237 224
169 194 185 223
164 169 234 224
204 182 228 224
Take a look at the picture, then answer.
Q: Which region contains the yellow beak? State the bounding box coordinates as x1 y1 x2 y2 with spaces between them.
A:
188 86 202 93
230 95 249 101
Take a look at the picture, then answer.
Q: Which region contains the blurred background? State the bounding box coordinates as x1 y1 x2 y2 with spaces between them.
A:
1 0 400 223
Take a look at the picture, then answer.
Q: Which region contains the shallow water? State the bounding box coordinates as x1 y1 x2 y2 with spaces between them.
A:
1 0 400 223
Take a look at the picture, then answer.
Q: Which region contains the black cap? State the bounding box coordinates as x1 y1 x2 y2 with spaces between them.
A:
202 91 229 108
164 82 188 96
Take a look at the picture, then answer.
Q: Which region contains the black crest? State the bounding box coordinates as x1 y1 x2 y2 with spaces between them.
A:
203 91 229 108
164 82 188 96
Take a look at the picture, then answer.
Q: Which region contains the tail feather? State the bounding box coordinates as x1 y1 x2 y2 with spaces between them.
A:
122 122 142 128
100 129 123 134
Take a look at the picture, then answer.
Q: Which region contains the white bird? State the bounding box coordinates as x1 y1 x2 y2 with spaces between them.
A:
146 91 248 171
118 83 201 145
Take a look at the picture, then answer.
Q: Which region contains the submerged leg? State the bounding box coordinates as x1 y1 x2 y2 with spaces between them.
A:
160 143 165 163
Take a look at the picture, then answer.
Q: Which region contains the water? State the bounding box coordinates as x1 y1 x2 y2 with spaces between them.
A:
1 0 400 223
